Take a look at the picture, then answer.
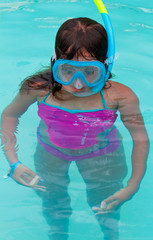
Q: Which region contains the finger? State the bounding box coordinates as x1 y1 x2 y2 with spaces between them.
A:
31 184 47 189
92 198 116 211
18 173 40 186
30 185 47 191
24 168 37 177
92 199 121 214
103 195 118 204
92 206 101 211
100 201 107 209
92 206 111 214
20 173 35 183
29 175 40 185
13 177 31 187
92 201 108 211
13 176 47 191
95 210 112 215
107 200 122 210
92 205 108 211
103 200 121 211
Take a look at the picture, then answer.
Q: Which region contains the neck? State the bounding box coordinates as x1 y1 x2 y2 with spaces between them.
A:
60 88 101 101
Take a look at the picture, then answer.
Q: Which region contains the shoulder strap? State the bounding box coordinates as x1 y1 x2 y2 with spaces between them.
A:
101 90 107 109
42 91 51 103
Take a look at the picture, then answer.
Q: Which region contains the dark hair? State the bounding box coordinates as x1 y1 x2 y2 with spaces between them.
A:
20 17 110 95
55 17 107 61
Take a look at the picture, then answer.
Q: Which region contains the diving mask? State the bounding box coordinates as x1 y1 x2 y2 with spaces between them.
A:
52 59 106 96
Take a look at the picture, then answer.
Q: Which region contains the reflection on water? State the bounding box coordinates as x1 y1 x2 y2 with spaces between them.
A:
1 1 153 13
0 128 18 152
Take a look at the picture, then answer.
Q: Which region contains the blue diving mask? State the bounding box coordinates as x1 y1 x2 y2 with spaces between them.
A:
52 59 106 97
52 0 115 97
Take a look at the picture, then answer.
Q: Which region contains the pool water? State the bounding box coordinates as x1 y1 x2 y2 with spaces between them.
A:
0 0 153 239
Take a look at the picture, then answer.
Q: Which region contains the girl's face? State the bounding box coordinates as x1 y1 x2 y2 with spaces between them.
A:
61 49 97 95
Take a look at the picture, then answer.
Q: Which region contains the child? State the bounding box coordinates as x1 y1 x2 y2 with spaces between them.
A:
0 14 149 240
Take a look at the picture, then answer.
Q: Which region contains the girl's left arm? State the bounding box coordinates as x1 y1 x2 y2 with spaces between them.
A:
93 85 149 214
119 87 149 188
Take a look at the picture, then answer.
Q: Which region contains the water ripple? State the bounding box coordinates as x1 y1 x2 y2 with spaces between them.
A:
34 17 71 24
0 0 89 12
34 16 73 28
137 7 153 14
98 3 153 14
130 23 153 30
1 1 153 14
124 22 153 32
0 1 30 12
0 128 18 153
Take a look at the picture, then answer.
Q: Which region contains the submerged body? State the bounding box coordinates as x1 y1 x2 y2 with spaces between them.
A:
34 83 128 239
0 78 148 240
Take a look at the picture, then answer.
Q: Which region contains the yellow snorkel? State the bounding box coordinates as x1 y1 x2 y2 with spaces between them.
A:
94 0 108 14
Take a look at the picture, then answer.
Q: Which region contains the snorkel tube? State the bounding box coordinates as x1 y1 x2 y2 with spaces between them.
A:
94 0 115 83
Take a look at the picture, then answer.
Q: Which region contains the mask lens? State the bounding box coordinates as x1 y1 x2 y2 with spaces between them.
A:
56 62 102 85
81 66 101 84
57 64 76 82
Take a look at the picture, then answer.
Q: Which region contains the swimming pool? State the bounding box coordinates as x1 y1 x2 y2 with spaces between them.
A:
0 0 153 239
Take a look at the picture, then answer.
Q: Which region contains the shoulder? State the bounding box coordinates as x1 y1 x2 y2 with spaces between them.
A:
103 80 139 111
19 89 50 103
35 89 50 103
107 81 141 118
108 80 139 105
1 89 46 117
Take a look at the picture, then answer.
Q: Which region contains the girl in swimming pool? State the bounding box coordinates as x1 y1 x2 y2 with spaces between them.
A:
0 15 149 240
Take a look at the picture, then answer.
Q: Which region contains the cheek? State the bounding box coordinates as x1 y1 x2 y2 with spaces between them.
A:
62 85 73 91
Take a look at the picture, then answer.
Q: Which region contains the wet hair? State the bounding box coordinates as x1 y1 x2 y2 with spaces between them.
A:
20 17 110 95
55 17 108 61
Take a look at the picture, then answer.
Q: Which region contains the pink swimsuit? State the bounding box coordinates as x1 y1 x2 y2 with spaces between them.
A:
37 91 120 161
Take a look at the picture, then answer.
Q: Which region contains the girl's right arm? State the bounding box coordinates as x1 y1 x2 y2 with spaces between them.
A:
0 91 46 190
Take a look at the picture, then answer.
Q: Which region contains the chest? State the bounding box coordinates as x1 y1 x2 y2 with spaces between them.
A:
38 92 117 112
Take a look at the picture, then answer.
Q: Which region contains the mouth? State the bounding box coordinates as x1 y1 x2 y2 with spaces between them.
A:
73 89 84 92
73 87 89 93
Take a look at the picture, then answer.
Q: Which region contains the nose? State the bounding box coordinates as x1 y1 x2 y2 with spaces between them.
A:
74 78 84 89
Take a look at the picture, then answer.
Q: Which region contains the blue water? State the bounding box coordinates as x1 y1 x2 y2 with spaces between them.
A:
0 0 153 239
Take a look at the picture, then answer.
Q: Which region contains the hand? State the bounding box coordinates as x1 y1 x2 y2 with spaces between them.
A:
92 185 139 215
11 164 46 191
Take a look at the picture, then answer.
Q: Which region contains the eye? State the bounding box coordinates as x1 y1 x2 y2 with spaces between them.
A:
62 68 74 75
65 69 73 75
84 68 95 76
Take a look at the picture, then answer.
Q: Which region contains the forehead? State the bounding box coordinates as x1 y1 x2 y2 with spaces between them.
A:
73 48 96 61
65 46 96 61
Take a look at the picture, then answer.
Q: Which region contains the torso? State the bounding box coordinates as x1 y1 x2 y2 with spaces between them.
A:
36 81 122 160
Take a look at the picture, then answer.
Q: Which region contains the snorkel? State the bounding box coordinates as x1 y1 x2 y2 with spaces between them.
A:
94 0 115 84
91 0 115 93
52 0 115 97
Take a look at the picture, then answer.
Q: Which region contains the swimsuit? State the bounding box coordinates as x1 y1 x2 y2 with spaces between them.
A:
37 91 120 161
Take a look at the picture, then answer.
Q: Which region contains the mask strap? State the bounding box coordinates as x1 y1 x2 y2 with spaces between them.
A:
51 48 57 67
